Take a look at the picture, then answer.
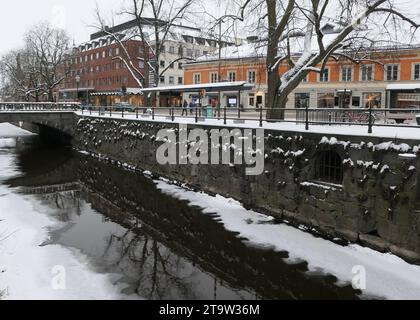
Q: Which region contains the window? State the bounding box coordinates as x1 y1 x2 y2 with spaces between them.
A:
96 52 100 59
160 60 165 68
363 92 382 108
341 66 352 82
194 73 201 84
178 63 183 70
210 72 218 83
248 70 256 83
139 60 145 68
161 46 166 53
361 65 373 81
386 64 399 81
203 51 209 56
352 97 361 108
316 151 343 185
169 46 175 54
160 76 165 84
169 76 174 84
178 46 184 56
169 62 174 69
195 50 200 57
116 48 120 55
319 68 329 82
228 71 236 82
295 93 310 109
249 93 255 107
178 77 183 84
102 51 106 58
109 49 113 57
187 49 193 57
413 64 420 80
317 93 334 108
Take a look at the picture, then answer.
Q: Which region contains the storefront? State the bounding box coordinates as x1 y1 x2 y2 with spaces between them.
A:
387 84 420 109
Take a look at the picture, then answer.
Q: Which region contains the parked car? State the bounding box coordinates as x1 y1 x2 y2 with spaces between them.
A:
112 103 136 112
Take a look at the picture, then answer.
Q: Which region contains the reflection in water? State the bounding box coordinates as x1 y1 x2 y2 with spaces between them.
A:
5 140 361 300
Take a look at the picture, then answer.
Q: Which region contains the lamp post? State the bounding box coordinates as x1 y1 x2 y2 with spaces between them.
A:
75 75 81 102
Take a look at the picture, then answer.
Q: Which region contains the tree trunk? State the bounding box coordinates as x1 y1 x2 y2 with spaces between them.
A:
266 71 286 120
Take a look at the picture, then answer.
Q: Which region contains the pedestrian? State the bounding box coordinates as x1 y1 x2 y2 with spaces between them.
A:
182 100 188 117
189 101 194 115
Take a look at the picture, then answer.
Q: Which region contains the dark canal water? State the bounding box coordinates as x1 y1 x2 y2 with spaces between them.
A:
1 136 362 300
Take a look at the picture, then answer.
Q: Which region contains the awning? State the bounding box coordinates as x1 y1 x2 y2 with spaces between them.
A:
387 83 420 91
89 88 144 96
138 81 255 94
59 87 95 93
90 91 121 96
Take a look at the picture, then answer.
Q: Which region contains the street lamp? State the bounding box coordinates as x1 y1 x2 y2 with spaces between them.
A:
75 75 81 101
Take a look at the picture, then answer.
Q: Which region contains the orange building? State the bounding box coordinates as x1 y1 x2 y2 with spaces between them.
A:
184 43 420 111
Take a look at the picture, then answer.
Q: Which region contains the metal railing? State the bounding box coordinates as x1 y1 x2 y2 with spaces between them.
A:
0 102 81 111
1 102 420 133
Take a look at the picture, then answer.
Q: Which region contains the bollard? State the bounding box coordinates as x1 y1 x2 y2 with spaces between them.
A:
259 107 263 127
152 108 155 120
368 105 373 134
195 107 198 123
305 105 309 131
136 108 138 119
224 107 227 125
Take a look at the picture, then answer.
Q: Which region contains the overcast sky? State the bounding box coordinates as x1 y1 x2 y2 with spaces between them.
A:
0 0 121 54
0 0 419 55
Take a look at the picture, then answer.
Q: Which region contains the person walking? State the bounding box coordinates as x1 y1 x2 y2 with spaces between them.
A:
189 101 194 115
182 100 188 117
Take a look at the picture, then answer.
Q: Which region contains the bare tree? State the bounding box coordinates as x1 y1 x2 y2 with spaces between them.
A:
0 23 73 102
210 0 420 119
25 22 74 102
0 48 43 101
94 0 197 106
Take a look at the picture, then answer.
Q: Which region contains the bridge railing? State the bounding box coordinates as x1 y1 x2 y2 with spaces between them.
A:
77 105 420 134
2 102 420 134
0 102 81 111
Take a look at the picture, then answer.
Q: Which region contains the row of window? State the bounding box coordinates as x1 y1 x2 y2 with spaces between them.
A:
191 63 420 85
159 60 183 70
295 92 383 109
160 76 183 85
67 76 129 87
163 46 209 58
193 70 257 84
71 59 147 77
317 63 420 82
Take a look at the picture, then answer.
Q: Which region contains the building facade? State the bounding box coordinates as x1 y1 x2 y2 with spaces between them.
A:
184 44 420 111
58 38 148 106
63 18 238 107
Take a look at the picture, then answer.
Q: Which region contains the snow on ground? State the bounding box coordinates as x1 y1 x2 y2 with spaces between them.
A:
75 111 420 141
0 123 33 138
0 139 134 300
154 179 420 300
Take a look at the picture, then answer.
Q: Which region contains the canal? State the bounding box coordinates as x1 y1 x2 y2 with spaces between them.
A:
1 125 420 300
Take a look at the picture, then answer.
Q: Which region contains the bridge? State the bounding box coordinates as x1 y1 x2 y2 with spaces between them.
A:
0 102 79 143
1 101 420 142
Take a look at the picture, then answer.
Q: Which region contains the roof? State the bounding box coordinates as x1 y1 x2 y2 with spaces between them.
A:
139 81 255 93
387 83 420 91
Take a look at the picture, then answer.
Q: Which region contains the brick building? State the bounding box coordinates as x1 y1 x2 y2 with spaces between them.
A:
58 38 148 106
59 18 238 107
